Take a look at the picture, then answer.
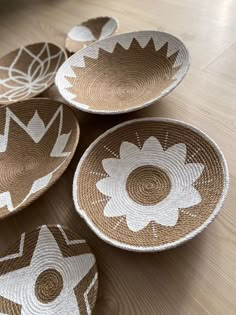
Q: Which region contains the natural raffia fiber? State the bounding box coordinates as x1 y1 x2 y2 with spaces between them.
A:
0 225 98 315
73 118 229 252
65 16 118 53
56 31 190 114
0 98 80 219
0 43 66 105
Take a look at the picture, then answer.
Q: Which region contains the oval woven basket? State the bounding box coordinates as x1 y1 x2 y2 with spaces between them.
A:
65 16 118 53
0 225 98 314
56 31 190 114
0 42 67 105
73 118 229 252
0 98 80 219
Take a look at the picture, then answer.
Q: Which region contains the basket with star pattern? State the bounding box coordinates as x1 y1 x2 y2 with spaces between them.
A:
0 225 98 314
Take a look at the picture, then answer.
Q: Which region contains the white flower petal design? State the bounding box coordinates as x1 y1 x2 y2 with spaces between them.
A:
96 177 116 197
0 43 65 104
120 141 140 158
141 136 164 154
104 199 124 217
102 158 120 176
96 137 204 233
166 143 187 163
68 25 96 42
126 215 151 232
100 18 117 39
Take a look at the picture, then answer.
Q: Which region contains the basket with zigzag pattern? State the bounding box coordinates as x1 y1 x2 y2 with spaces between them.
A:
56 31 190 114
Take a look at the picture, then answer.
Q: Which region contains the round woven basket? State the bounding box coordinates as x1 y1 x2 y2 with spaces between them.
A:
0 98 80 219
0 42 67 105
56 31 190 114
65 16 118 53
73 118 229 252
0 225 98 314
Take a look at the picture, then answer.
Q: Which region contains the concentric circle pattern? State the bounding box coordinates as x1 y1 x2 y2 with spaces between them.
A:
0 42 67 105
0 225 98 314
127 166 171 205
73 118 229 252
0 98 80 219
56 31 190 114
65 16 118 53
35 268 64 303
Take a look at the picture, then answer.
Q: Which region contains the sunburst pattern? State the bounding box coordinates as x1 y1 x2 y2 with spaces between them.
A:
65 38 181 111
56 31 190 114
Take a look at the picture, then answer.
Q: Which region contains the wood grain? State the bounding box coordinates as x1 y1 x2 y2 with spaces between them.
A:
0 0 235 314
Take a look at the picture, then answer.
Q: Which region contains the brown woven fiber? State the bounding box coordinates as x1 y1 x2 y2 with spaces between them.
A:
56 31 190 114
0 98 80 219
0 42 66 105
0 225 98 314
73 118 229 252
65 16 118 53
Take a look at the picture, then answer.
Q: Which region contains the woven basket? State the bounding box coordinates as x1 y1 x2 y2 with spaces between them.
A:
56 31 190 114
73 118 229 252
0 225 98 314
0 42 66 105
65 16 118 53
0 98 80 219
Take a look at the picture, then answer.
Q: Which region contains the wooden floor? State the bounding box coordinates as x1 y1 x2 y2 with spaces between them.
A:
0 0 235 314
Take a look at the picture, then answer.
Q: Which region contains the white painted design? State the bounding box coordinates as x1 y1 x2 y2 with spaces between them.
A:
113 217 124 230
84 273 98 315
57 225 86 245
151 222 158 238
0 226 95 315
103 145 119 158
100 18 117 39
0 43 64 103
68 25 96 42
0 106 71 211
55 31 190 114
96 137 204 232
0 233 25 262
135 132 141 149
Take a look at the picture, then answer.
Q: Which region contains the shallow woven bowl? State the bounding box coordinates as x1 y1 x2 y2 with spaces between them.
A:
0 225 98 314
56 31 190 114
65 16 118 53
0 42 67 105
0 98 80 219
73 118 229 252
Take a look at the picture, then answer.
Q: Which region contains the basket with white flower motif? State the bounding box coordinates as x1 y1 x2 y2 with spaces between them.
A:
0 225 98 314
73 118 229 252
56 31 190 114
0 42 66 105
0 98 80 219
